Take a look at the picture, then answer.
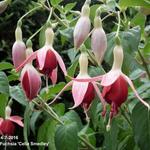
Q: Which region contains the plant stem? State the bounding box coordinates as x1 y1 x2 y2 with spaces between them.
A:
33 97 97 150
116 11 121 38
28 25 44 41
18 6 41 23
39 3 68 27
79 136 97 150
37 95 64 124
138 50 150 79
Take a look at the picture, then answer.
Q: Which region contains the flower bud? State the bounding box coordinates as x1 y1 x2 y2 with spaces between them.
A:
73 2 91 49
21 64 41 100
91 15 107 64
0 0 9 14
12 25 26 68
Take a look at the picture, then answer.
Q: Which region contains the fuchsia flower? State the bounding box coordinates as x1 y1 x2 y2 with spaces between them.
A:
71 44 150 112
12 24 26 68
50 52 106 113
73 0 91 49
16 27 67 84
0 106 23 135
91 11 107 64
20 46 41 100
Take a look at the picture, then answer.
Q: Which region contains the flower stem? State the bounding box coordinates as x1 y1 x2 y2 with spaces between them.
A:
116 11 121 38
138 50 150 79
79 136 97 150
28 25 44 41
18 6 41 23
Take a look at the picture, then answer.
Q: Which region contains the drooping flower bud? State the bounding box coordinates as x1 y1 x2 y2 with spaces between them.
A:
0 0 10 14
21 44 41 101
73 0 91 49
91 9 107 64
21 63 41 100
12 23 26 68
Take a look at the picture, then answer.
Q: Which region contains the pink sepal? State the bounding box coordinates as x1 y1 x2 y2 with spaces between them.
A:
93 82 106 116
122 73 150 110
51 49 67 76
37 46 49 70
16 51 38 72
101 70 121 86
0 118 4 125
8 116 24 127
71 81 89 109
69 75 103 82
50 67 58 85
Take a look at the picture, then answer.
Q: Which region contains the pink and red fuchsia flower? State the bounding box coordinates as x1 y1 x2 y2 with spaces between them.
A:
16 27 67 85
50 52 106 114
0 106 24 136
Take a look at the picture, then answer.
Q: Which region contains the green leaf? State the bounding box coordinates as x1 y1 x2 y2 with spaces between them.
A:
40 82 71 101
62 110 83 130
0 62 13 71
131 13 146 34
89 66 105 77
50 0 62 7
55 122 78 150
39 24 46 47
59 27 74 39
37 119 57 150
10 86 28 106
131 102 150 150
65 2 76 12
119 0 150 8
30 111 42 135
0 94 8 118
104 119 119 150
53 103 65 116
0 71 9 95
24 103 32 150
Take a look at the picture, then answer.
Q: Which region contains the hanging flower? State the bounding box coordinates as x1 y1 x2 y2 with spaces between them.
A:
0 106 24 135
71 44 150 111
12 23 26 68
20 44 41 101
73 0 91 49
16 27 67 85
91 9 107 64
50 52 106 114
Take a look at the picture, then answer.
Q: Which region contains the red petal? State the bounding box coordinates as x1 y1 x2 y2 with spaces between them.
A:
0 119 15 135
102 76 128 107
